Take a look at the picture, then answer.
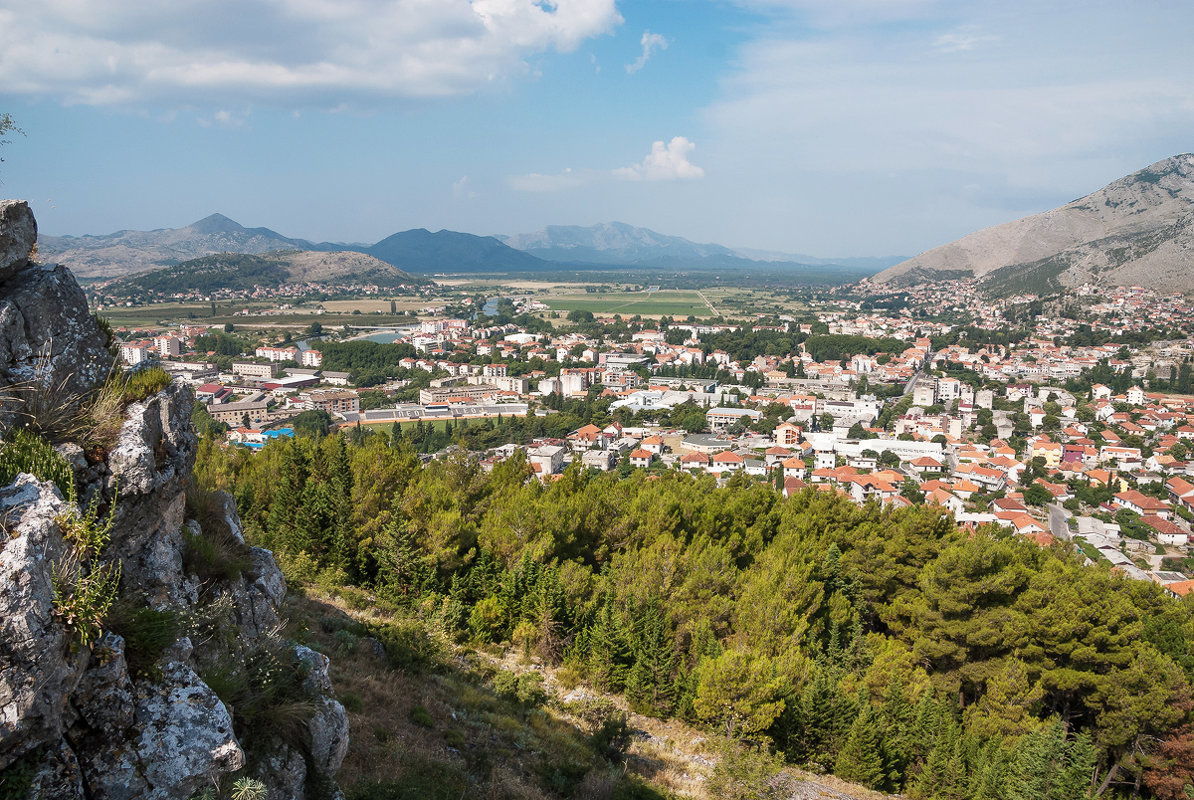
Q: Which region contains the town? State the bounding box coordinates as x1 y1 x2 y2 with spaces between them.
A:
105 276 1194 597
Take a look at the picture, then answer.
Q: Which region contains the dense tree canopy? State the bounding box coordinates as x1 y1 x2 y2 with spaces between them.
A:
197 431 1194 799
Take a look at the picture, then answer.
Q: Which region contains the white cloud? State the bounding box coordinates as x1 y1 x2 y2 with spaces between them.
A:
933 26 997 53
508 167 594 192
452 175 477 199
626 30 667 74
614 137 705 181
0 0 623 107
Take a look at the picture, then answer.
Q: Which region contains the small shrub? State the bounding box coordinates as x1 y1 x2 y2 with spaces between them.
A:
229 777 268 800
332 629 360 654
53 493 121 649
183 483 254 586
410 705 434 728
199 636 315 748
0 428 75 501
372 618 444 673
705 739 787 800
492 669 547 707
339 690 364 714
442 728 465 749
0 747 41 800
591 714 632 763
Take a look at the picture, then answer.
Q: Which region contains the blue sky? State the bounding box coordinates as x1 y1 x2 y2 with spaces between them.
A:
1 0 1192 257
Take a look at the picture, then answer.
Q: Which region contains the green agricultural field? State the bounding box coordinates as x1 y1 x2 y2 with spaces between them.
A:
543 289 712 318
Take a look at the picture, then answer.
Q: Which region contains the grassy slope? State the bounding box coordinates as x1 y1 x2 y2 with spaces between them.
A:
283 585 889 800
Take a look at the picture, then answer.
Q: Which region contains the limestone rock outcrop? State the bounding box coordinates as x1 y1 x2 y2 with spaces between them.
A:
0 210 110 428
0 201 347 799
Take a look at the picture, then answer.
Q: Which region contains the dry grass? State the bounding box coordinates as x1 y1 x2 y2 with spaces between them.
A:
284 587 891 800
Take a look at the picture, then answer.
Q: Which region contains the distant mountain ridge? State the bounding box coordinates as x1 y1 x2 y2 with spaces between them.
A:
39 214 896 279
871 154 1194 295
366 228 546 273
498 221 905 270
38 213 334 278
102 250 429 297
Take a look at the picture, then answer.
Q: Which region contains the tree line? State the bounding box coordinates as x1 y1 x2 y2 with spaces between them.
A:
196 430 1194 799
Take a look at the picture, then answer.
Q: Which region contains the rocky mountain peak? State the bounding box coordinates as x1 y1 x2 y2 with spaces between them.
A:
871 153 1194 294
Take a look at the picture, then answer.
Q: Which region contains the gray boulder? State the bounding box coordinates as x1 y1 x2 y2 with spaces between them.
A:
0 261 109 428
0 199 36 282
0 475 87 771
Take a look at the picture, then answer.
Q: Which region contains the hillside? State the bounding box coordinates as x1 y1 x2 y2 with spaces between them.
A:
104 250 429 297
871 154 1194 294
38 213 336 278
288 583 887 800
364 228 548 274
499 221 903 272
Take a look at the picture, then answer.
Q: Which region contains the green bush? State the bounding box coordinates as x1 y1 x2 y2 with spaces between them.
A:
491 669 547 707
200 637 315 747
120 366 173 403
0 747 41 800
52 492 121 649
182 484 254 586
339 690 364 714
372 618 444 673
0 428 75 500
409 705 433 728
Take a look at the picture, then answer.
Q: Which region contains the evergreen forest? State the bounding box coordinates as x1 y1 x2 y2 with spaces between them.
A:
196 430 1194 799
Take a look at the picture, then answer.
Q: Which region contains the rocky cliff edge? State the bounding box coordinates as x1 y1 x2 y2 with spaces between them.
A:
0 199 348 799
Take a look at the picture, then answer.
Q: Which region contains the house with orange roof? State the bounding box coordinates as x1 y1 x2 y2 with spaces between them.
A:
679 452 709 471
640 435 666 455
1141 516 1188 546
781 456 808 479
710 450 745 473
1113 490 1173 519
629 449 654 469
774 422 802 446
782 477 808 498
568 423 608 450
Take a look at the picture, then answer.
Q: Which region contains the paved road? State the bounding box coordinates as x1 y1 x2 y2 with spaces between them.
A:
901 349 934 399
696 289 721 317
1048 503 1071 540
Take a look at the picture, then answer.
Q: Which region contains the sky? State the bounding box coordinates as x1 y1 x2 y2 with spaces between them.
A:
1 0 1193 258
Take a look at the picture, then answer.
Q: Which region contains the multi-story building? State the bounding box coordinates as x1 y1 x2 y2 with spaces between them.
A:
154 335 183 358
232 361 280 380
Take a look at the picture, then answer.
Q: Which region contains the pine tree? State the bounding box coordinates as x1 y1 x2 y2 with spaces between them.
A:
267 438 308 554
625 600 678 717
588 595 633 692
836 700 885 789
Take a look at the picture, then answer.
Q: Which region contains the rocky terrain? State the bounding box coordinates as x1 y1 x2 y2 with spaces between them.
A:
871 153 1194 294
0 199 347 799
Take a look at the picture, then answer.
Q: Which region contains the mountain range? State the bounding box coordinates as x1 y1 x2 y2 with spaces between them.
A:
101 250 428 298
872 154 1194 295
38 215 895 280
498 221 901 270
